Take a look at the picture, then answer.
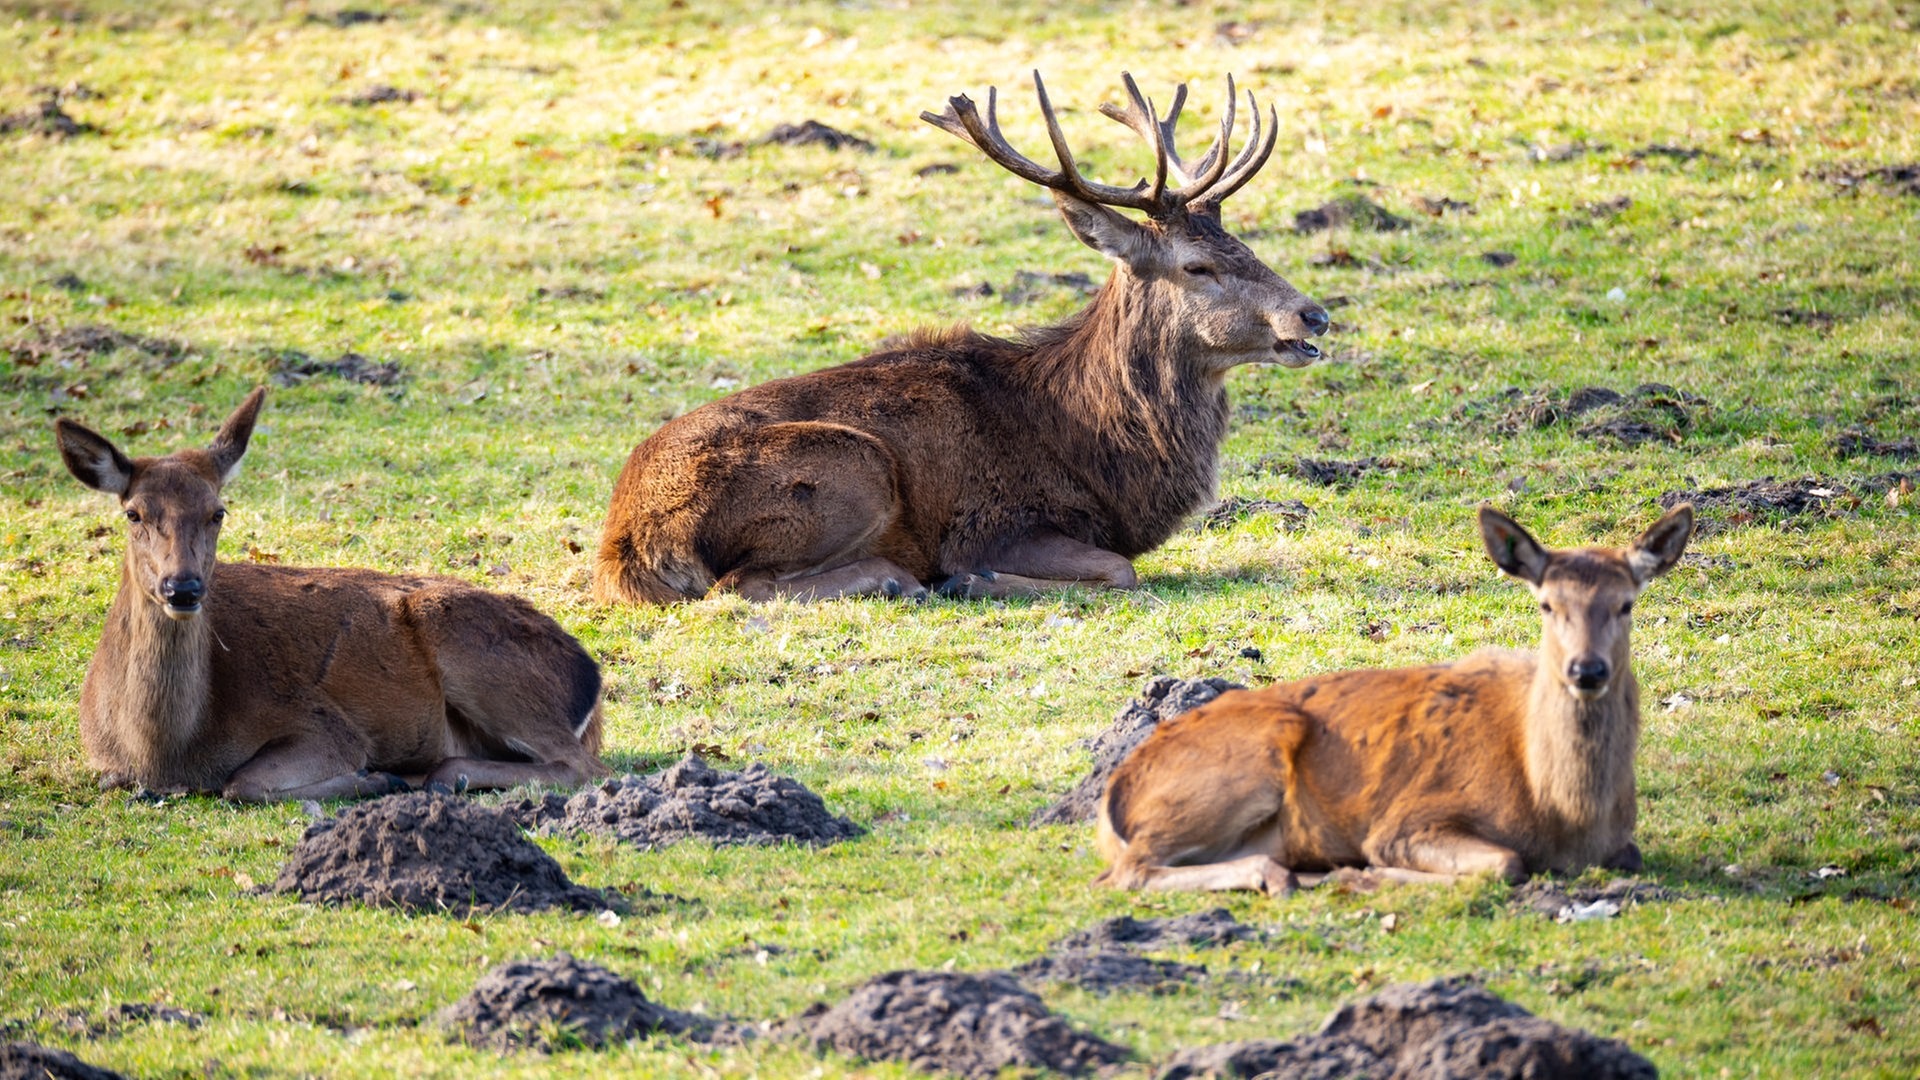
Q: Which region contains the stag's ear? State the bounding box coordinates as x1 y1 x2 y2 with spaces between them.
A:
1480 505 1549 586
1627 503 1693 585
1054 191 1160 270
56 418 135 496
208 387 266 486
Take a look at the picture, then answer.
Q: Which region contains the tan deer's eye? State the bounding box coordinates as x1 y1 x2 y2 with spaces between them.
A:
1539 601 1552 614
124 509 142 524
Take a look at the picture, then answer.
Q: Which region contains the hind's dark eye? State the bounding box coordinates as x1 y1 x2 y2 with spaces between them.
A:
1539 601 1553 614
124 509 141 524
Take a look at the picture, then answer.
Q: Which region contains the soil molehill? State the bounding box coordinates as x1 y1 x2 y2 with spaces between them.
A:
1001 269 1099 305
1285 456 1392 487
508 756 864 850
0 1043 127 1080
795 969 1130 1077
51 1002 204 1038
1512 879 1677 921
760 120 876 153
1447 383 1706 443
440 954 735 1051
1013 951 1206 995
1031 677 1242 826
1293 195 1411 234
0 98 101 138
1832 429 1919 461
1658 477 1849 535
1481 250 1518 267
1195 496 1310 532
1159 976 1656 1079
336 84 420 107
272 791 617 915
268 349 403 387
8 323 185 367
1819 162 1920 198
1055 909 1256 953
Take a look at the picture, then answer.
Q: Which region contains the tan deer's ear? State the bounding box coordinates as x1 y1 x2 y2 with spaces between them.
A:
1628 503 1693 584
56 418 134 496
1479 505 1549 586
1054 191 1162 270
208 387 267 486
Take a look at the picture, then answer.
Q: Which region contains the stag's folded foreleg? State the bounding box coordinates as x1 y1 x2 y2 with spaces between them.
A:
939 533 1138 598
221 740 410 803
722 557 928 602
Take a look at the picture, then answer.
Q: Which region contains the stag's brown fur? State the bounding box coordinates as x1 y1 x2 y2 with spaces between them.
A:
1095 505 1694 894
595 72 1327 604
57 389 608 802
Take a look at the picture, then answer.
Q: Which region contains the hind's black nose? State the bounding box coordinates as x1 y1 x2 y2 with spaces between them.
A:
1300 307 1330 336
1567 657 1611 690
162 576 204 608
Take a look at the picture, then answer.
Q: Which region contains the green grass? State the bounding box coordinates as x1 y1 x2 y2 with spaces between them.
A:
3 0 1918 1075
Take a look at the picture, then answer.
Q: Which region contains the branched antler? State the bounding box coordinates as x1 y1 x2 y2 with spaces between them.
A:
923 71 1279 218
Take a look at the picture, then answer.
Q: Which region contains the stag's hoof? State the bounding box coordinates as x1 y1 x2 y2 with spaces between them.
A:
933 570 996 598
1253 859 1298 897
882 578 928 601
1602 840 1644 873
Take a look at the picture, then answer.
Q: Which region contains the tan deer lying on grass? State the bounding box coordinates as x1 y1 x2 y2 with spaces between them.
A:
55 388 608 802
594 71 1329 604
1096 504 1694 894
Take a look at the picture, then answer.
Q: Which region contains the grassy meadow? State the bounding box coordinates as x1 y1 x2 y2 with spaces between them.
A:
2 0 1918 1075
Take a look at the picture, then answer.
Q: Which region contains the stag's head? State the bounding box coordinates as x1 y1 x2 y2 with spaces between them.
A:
924 71 1329 372
57 388 264 621
1480 504 1693 702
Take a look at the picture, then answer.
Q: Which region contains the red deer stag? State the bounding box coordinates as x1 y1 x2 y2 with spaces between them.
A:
55 388 608 802
594 71 1329 603
1096 504 1694 893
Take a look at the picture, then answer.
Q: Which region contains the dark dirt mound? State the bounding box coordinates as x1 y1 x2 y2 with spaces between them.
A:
309 8 390 27
1293 195 1411 234
1411 194 1474 216
1002 269 1099 305
336 84 419 106
1031 677 1242 826
1632 144 1713 162
1287 456 1392 486
272 791 617 915
0 1042 127 1080
1055 909 1256 953
1481 250 1518 267
507 756 863 850
8 323 184 366
1013 950 1206 994
1160 976 1655 1079
1195 496 1310 531
1512 878 1677 921
51 1002 204 1037
0 98 101 138
795 969 1130 1077
1819 162 1920 198
1832 429 1918 460
440 954 734 1051
268 349 402 387
760 120 875 153
1659 477 1849 534
1447 383 1706 443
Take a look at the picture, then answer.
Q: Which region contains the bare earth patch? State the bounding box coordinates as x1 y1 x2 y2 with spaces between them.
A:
50 1003 204 1038
0 1042 126 1080
1832 429 1918 461
272 792 618 915
1055 909 1257 952
440 954 739 1052
267 349 403 387
759 120 876 153
507 755 864 850
1659 477 1848 535
0 98 100 138
8 323 185 367
794 969 1130 1077
1292 195 1412 233
1446 383 1707 443
1280 456 1395 487
1031 677 1241 826
1013 910 1256 995
1511 879 1678 922
1013 951 1207 994
1159 977 1656 1079
1195 496 1310 532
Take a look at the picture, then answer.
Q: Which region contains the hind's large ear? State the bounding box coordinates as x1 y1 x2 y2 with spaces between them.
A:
1628 503 1693 585
1054 191 1162 271
208 387 266 486
55 418 135 496
1479 505 1549 586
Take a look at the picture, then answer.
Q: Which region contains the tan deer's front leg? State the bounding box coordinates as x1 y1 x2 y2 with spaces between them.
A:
940 533 1137 598
1369 827 1527 884
220 739 408 803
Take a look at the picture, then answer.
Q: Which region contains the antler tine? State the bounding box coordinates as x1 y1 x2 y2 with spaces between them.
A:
1193 88 1278 208
1178 73 1238 203
1099 72 1181 192
1029 70 1158 212
921 86 1062 189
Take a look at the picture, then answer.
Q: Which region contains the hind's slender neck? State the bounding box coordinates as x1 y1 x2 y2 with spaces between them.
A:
96 561 213 768
1523 660 1639 834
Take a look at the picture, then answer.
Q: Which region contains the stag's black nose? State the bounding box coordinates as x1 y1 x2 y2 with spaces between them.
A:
1300 307 1331 336
162 576 204 609
1567 657 1610 690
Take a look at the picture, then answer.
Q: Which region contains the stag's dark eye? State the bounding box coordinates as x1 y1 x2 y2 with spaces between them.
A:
1620 600 1633 615
124 509 141 524
1184 264 1216 277
212 509 227 524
